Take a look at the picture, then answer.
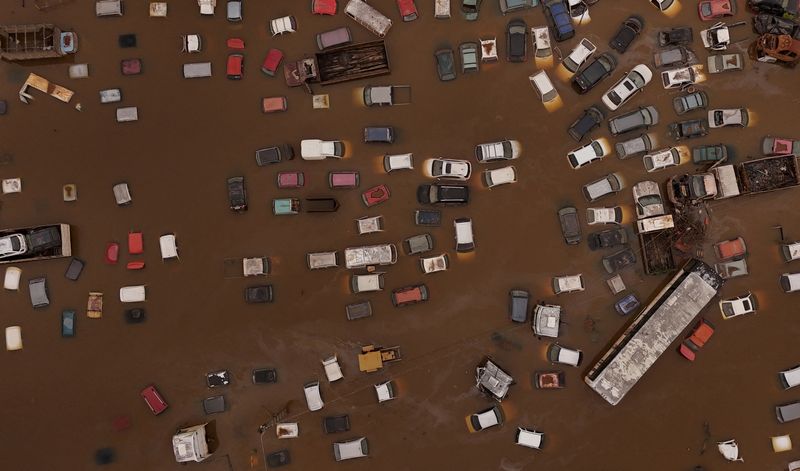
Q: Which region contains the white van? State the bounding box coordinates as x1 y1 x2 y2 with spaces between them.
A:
529 71 558 103
333 437 369 461
183 62 212 78
344 0 393 37
96 0 123 17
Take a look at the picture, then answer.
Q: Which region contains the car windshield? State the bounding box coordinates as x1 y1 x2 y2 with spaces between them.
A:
591 141 603 154
638 195 662 208
608 90 623 106
700 3 712 15
714 110 724 125
691 178 710 197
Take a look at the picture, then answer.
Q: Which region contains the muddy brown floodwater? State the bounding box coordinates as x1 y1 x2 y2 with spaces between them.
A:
1 0 800 470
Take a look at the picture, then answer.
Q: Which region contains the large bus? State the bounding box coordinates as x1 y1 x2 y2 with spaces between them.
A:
584 259 723 405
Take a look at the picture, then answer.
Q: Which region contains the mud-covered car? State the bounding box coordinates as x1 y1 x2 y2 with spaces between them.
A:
572 53 617 94
668 119 709 140
588 228 628 250
602 247 637 273
567 107 604 141
658 26 693 46
558 206 581 244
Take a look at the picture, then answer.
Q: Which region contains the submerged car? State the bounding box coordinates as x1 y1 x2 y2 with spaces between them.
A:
658 26 693 46
708 108 749 128
546 343 583 366
483 166 517 188
588 228 627 250
679 318 715 361
602 247 637 273
699 0 737 20
602 64 653 111
543 0 575 42
693 144 729 163
572 53 617 94
427 158 472 180
673 91 708 115
781 272 800 293
558 206 581 245
747 0 798 19
435 48 457 81
668 119 709 140
700 22 731 50
643 147 681 172
506 19 528 62
417 184 469 205
661 66 696 89
608 106 659 135
0 234 27 259
582 173 622 202
587 206 623 225
609 15 645 53
475 140 521 162
227 176 247 212
567 140 605 169
563 38 597 73
509 289 530 323
632 180 665 218
466 405 504 432
616 134 652 159
719 292 757 319
534 370 566 389
615 293 641 315
567 107 604 141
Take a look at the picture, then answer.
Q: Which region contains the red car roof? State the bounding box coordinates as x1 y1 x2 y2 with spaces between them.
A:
128 232 143 255
397 0 418 15
105 242 119 264
227 54 244 76
226 38 245 49
312 0 337 15
362 184 390 207
140 385 168 415
262 48 283 72
394 286 423 304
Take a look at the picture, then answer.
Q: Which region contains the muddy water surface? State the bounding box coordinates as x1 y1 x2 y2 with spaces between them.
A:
1 1 799 470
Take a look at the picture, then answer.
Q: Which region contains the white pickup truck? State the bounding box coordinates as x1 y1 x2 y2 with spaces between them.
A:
300 139 345 160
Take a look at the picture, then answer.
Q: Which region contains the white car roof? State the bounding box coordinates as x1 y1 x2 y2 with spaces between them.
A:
480 142 505 159
785 273 800 291
4 267 21 290
304 382 324 411
647 148 679 168
559 347 582 365
590 207 618 222
487 166 517 185
387 153 413 169
532 27 550 49
455 219 474 244
477 409 500 428
781 365 800 389
567 38 596 62
516 428 544 448
556 275 583 291
334 438 367 459
530 71 556 100
375 382 394 402
5 325 22 351
786 242 800 261
422 254 448 273
570 143 600 164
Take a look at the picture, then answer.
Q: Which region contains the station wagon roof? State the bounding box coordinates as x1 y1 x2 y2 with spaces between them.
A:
369 86 392 103
557 275 583 290
455 219 474 243
386 153 413 168
559 348 581 364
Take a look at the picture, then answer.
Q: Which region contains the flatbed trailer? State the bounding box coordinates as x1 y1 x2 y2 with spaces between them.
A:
638 229 676 275
0 24 77 60
0 223 71 264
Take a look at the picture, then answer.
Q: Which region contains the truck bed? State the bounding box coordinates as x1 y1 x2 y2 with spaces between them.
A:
639 230 676 275
316 40 390 85
738 154 799 194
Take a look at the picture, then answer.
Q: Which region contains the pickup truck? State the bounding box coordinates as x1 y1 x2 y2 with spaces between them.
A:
300 139 345 160
712 154 800 199
28 227 61 253
363 85 411 106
